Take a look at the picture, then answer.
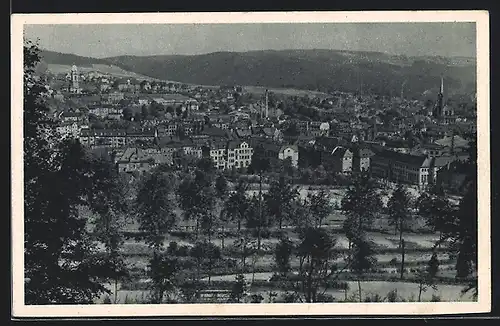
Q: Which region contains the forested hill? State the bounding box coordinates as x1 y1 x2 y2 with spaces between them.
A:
39 49 476 99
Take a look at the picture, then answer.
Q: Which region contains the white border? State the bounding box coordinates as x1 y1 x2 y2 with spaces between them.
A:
11 11 490 317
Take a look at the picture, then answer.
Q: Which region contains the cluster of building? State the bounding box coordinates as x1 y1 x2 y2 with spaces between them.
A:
47 65 475 191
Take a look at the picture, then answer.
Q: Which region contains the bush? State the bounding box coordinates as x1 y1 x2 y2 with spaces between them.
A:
251 228 271 239
316 293 335 302
386 289 398 302
431 294 441 302
102 295 112 304
249 294 264 303
364 293 384 302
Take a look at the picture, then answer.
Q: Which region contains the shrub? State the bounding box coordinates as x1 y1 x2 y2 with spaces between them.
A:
281 292 301 303
386 289 398 302
431 294 441 302
102 295 112 304
251 228 271 239
316 293 335 302
249 294 264 303
364 293 384 302
389 258 399 267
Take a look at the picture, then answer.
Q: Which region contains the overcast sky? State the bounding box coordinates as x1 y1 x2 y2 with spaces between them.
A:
24 23 476 58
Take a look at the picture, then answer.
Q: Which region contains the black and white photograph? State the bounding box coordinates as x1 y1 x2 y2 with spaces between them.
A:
11 11 490 317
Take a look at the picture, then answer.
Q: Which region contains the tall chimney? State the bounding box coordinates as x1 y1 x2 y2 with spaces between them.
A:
265 89 269 119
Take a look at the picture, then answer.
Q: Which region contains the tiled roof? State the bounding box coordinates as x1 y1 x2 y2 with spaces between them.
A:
373 149 430 167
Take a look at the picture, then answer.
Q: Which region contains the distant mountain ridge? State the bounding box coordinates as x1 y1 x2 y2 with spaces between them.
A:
39 49 476 99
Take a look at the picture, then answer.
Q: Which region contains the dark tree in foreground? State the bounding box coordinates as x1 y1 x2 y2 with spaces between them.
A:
229 273 248 303
147 253 179 304
135 170 177 253
417 252 439 302
306 190 334 228
264 175 299 229
177 169 216 240
416 185 455 245
296 227 339 303
24 40 123 304
224 178 250 233
349 235 377 302
214 174 229 248
341 173 382 249
274 237 294 277
387 184 413 279
90 158 131 303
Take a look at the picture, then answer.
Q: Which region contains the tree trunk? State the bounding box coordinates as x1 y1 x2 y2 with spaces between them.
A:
418 283 423 302
221 224 225 249
195 218 199 241
252 254 256 284
208 258 212 286
307 259 314 303
438 230 442 249
358 279 362 302
237 220 241 233
400 239 405 280
258 172 263 250
114 278 118 304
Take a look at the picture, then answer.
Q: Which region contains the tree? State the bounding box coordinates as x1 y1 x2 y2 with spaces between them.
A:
147 253 179 303
135 171 177 253
295 227 339 303
416 186 455 244
89 158 131 303
224 178 250 233
453 178 477 280
341 173 382 249
229 273 248 303
264 175 299 229
387 184 413 279
214 174 229 248
122 107 133 121
274 237 294 277
349 234 377 302
177 169 216 241
417 252 439 302
24 41 119 304
306 190 333 228
189 241 221 285
141 104 150 120
283 122 300 137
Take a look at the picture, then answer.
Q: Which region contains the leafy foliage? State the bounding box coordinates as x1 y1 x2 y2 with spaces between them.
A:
24 40 127 304
295 227 339 303
135 171 177 252
264 175 299 229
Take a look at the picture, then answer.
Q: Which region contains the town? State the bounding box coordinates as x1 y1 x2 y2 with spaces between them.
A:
49 64 475 190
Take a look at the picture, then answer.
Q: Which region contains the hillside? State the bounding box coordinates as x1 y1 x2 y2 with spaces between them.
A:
39 49 476 99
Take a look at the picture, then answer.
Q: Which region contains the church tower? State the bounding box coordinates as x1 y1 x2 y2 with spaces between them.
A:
433 76 444 118
70 65 80 94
